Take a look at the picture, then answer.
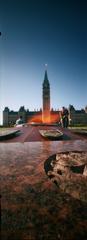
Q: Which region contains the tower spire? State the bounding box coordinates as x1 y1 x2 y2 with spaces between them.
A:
44 70 48 82
42 66 50 123
43 64 49 84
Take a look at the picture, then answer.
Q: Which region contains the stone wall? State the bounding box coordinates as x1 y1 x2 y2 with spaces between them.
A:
69 105 87 125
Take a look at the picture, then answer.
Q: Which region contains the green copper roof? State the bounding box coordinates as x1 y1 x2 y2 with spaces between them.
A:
43 70 50 85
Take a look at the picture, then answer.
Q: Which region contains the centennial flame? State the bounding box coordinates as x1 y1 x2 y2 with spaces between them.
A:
28 112 60 124
28 113 42 124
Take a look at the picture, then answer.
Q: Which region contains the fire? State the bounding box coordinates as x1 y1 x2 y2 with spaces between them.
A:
28 113 42 124
28 112 60 124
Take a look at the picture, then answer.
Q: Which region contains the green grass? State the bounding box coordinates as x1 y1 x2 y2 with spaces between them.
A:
0 127 13 131
69 126 87 130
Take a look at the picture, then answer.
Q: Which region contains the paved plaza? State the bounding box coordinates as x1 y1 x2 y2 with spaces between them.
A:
0 125 87 142
0 126 87 239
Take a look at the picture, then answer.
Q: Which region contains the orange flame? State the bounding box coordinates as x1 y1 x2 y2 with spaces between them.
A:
28 113 42 124
28 112 60 124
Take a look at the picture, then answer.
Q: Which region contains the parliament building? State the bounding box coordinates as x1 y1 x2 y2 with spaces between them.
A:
3 70 87 126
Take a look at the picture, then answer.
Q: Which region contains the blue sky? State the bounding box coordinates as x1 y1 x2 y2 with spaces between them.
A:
0 0 87 124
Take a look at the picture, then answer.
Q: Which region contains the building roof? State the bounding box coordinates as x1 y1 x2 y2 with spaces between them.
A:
9 111 18 115
43 70 50 86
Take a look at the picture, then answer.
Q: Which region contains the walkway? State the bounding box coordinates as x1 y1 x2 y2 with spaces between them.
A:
1 139 87 239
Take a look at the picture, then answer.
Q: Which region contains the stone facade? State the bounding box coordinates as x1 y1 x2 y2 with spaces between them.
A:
3 105 87 127
3 107 42 127
69 105 87 126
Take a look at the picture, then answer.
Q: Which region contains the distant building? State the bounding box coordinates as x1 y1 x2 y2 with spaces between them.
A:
42 70 50 123
3 71 87 126
69 105 87 125
3 107 42 127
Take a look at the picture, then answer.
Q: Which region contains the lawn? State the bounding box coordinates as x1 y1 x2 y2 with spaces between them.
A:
69 126 87 130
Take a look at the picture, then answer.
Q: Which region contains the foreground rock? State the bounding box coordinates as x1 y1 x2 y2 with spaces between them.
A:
45 151 87 202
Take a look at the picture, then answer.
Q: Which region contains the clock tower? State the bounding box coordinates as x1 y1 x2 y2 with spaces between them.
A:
42 69 50 123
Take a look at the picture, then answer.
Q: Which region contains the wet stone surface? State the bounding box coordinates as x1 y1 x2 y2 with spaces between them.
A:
0 140 87 240
1 125 87 143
